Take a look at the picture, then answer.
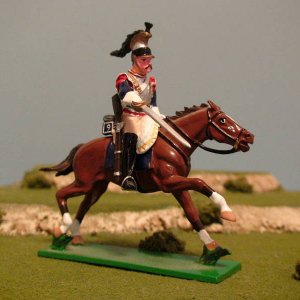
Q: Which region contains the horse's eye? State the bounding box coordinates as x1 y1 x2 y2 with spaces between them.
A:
220 118 226 124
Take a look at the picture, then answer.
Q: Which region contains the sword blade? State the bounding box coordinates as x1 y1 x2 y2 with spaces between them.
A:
140 106 191 148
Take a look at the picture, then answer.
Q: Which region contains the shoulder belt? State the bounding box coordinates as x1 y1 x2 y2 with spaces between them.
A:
126 72 143 94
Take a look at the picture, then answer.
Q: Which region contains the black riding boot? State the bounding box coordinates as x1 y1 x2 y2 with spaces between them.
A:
121 133 138 190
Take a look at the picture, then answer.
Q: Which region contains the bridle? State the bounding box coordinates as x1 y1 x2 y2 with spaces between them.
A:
203 109 246 154
166 108 246 155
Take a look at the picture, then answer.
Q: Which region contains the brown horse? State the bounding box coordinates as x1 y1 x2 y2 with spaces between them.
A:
43 100 254 265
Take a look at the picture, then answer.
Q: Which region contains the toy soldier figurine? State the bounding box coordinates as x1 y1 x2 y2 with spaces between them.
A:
111 22 164 190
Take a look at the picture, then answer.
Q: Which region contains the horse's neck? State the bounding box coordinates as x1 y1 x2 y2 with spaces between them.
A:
174 107 209 153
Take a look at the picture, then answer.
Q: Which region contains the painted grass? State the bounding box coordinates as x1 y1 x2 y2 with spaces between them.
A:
0 231 299 300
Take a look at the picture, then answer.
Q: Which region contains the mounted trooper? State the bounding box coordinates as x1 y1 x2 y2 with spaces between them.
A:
110 22 164 190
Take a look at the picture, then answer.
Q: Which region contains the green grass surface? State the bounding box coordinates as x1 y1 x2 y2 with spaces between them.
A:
0 187 178 213
0 232 299 299
221 191 300 207
0 187 299 216
1 186 299 298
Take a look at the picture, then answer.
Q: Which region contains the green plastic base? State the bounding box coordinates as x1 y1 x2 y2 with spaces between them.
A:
38 243 241 283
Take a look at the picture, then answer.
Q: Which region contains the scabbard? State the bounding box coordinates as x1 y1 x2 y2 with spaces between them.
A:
112 94 123 182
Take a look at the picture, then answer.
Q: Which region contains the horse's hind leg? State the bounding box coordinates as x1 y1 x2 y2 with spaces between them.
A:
54 180 93 235
73 181 109 228
68 180 109 244
56 180 92 214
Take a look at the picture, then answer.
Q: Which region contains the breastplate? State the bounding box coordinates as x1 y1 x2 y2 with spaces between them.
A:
139 82 152 104
127 72 153 105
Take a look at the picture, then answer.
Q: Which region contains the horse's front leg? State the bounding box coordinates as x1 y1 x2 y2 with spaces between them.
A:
161 175 236 222
173 190 230 265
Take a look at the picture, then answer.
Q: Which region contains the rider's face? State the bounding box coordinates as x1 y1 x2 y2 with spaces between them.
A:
132 56 153 75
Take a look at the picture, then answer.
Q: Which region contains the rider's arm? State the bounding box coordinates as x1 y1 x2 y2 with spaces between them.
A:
149 77 165 118
116 74 144 107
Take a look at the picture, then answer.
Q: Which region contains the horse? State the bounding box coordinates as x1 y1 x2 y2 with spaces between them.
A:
42 100 254 265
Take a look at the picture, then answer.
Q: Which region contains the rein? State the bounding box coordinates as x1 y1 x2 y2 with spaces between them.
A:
165 108 243 155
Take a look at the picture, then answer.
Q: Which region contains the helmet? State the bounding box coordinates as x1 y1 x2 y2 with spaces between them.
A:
110 22 154 58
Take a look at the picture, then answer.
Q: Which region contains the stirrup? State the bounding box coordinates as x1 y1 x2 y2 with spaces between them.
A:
121 176 137 191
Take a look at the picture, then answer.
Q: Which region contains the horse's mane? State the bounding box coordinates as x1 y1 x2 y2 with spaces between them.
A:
169 103 208 120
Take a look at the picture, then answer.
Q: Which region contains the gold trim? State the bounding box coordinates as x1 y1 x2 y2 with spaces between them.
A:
129 31 152 50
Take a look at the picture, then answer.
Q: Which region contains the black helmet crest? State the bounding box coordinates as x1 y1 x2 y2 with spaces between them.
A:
110 22 154 58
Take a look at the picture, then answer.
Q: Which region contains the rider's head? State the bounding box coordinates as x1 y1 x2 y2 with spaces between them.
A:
131 55 153 75
110 22 154 76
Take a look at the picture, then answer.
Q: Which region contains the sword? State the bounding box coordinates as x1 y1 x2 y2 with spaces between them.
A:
140 105 191 148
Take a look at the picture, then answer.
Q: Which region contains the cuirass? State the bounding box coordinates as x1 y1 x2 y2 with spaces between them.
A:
127 72 153 104
139 82 152 104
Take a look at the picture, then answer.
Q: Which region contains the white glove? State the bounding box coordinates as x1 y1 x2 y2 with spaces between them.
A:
122 91 143 107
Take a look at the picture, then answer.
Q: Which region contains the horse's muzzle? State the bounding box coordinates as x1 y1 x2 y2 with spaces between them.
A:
237 130 254 152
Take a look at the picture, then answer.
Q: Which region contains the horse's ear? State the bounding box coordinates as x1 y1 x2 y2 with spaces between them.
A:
208 100 221 112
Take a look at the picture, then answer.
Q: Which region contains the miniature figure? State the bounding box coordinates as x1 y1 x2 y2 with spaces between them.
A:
42 23 254 265
110 22 164 190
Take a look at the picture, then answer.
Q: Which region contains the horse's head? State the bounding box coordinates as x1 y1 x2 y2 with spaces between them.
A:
207 100 254 152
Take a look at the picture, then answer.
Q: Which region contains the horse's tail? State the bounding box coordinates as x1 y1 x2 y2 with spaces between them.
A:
40 144 83 176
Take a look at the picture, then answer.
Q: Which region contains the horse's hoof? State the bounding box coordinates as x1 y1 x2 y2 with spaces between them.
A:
51 232 73 250
220 211 236 222
72 235 84 245
52 227 63 238
199 245 231 265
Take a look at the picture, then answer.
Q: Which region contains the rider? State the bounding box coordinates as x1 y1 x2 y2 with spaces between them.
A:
110 22 164 190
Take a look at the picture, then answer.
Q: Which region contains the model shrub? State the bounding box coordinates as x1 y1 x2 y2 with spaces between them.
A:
21 166 52 189
138 231 185 253
293 261 300 280
195 200 222 225
0 209 5 224
224 177 253 193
